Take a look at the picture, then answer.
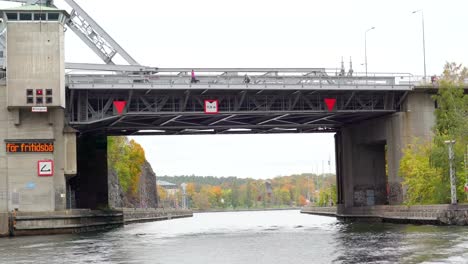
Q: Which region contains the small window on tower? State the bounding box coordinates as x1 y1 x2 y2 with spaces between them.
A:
26 89 33 96
46 89 52 96
46 97 53 104
36 97 43 104
36 89 43 96
6 13 18 20
34 13 46 21
47 13 59 21
27 97 33 104
19 13 32 21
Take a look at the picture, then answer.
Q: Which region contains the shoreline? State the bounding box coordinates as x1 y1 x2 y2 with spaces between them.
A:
193 207 300 213
301 204 468 225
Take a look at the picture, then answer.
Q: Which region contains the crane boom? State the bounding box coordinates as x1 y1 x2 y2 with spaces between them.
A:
0 0 140 66
64 0 139 65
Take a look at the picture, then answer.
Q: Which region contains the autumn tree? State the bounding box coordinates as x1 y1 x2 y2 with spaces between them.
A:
108 137 146 196
192 192 211 210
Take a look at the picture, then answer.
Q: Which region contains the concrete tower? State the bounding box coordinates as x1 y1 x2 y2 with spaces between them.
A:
0 5 76 212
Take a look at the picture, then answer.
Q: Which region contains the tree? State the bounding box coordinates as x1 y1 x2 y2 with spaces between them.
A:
231 180 240 208
400 141 445 204
221 189 232 208
279 187 291 205
400 62 468 204
157 186 167 202
244 181 254 208
108 137 146 195
192 192 211 210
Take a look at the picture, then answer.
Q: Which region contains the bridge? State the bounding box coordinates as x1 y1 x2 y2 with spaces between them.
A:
67 68 412 135
0 0 459 219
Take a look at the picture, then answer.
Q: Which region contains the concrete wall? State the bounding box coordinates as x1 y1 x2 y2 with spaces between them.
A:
6 22 65 108
337 92 436 210
0 84 70 212
0 19 74 213
0 212 8 236
302 204 468 226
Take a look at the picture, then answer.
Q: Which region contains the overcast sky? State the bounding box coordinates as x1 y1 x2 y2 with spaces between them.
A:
3 0 466 179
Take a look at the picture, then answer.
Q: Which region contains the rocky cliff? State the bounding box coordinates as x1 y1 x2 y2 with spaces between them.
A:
108 160 158 208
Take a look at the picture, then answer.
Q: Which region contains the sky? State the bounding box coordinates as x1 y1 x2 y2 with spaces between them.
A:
2 0 466 179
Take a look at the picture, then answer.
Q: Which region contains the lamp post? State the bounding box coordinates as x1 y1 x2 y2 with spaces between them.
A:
412 10 427 80
445 140 456 205
364 27 375 77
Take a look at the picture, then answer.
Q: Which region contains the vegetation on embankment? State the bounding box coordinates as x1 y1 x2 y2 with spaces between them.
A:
108 137 158 208
400 62 468 205
158 174 337 210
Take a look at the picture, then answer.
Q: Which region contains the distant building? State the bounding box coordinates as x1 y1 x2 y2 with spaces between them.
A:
157 180 180 208
157 180 179 196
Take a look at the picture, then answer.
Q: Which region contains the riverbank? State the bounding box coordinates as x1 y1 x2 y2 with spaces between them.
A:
193 207 300 213
1 208 193 237
301 204 468 225
123 208 193 223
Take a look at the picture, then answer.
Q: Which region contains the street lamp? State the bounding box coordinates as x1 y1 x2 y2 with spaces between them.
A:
444 140 456 205
364 27 375 77
412 9 427 80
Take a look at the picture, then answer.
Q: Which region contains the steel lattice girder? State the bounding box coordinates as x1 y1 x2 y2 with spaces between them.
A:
67 88 407 135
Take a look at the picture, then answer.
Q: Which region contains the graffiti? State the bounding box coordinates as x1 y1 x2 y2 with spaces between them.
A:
388 182 403 204
353 190 366 206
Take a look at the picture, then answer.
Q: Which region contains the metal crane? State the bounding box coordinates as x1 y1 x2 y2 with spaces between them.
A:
0 0 158 72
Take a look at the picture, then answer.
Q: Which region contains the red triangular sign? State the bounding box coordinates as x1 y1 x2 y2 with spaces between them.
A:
113 101 127 115
324 98 336 111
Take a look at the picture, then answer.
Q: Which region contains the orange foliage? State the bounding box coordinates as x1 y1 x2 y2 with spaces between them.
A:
298 195 307 206
186 183 196 197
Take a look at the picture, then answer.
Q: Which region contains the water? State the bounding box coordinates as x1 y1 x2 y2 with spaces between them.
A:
0 210 467 264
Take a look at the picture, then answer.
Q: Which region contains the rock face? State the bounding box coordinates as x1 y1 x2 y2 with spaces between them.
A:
108 160 158 208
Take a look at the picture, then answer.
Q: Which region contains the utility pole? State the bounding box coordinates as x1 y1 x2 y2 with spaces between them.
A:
364 26 375 77
307 171 311 203
465 144 468 201
181 183 187 209
445 140 457 205
412 10 427 80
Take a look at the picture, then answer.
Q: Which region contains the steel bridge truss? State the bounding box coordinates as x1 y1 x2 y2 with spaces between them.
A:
68 87 409 136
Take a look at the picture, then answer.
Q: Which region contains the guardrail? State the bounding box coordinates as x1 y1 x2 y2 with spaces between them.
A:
66 69 414 89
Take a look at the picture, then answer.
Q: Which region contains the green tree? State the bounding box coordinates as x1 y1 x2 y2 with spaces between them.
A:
221 189 232 208
244 181 254 208
231 181 240 208
400 141 445 204
192 192 211 210
400 62 468 204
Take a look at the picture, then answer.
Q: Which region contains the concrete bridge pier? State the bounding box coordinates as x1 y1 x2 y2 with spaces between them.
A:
336 92 436 214
70 135 109 210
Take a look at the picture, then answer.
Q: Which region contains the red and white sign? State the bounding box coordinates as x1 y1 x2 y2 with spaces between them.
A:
37 160 54 177
204 100 219 114
464 183 468 192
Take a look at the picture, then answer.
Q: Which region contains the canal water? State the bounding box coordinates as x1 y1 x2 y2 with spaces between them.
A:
0 210 467 263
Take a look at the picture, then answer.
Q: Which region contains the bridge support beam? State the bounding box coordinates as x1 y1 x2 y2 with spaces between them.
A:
337 92 435 213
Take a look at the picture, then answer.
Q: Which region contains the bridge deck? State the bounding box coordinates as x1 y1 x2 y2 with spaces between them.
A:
64 69 413 135
67 68 413 91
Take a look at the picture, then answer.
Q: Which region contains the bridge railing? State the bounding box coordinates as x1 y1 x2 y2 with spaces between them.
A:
410 75 468 86
66 68 414 90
